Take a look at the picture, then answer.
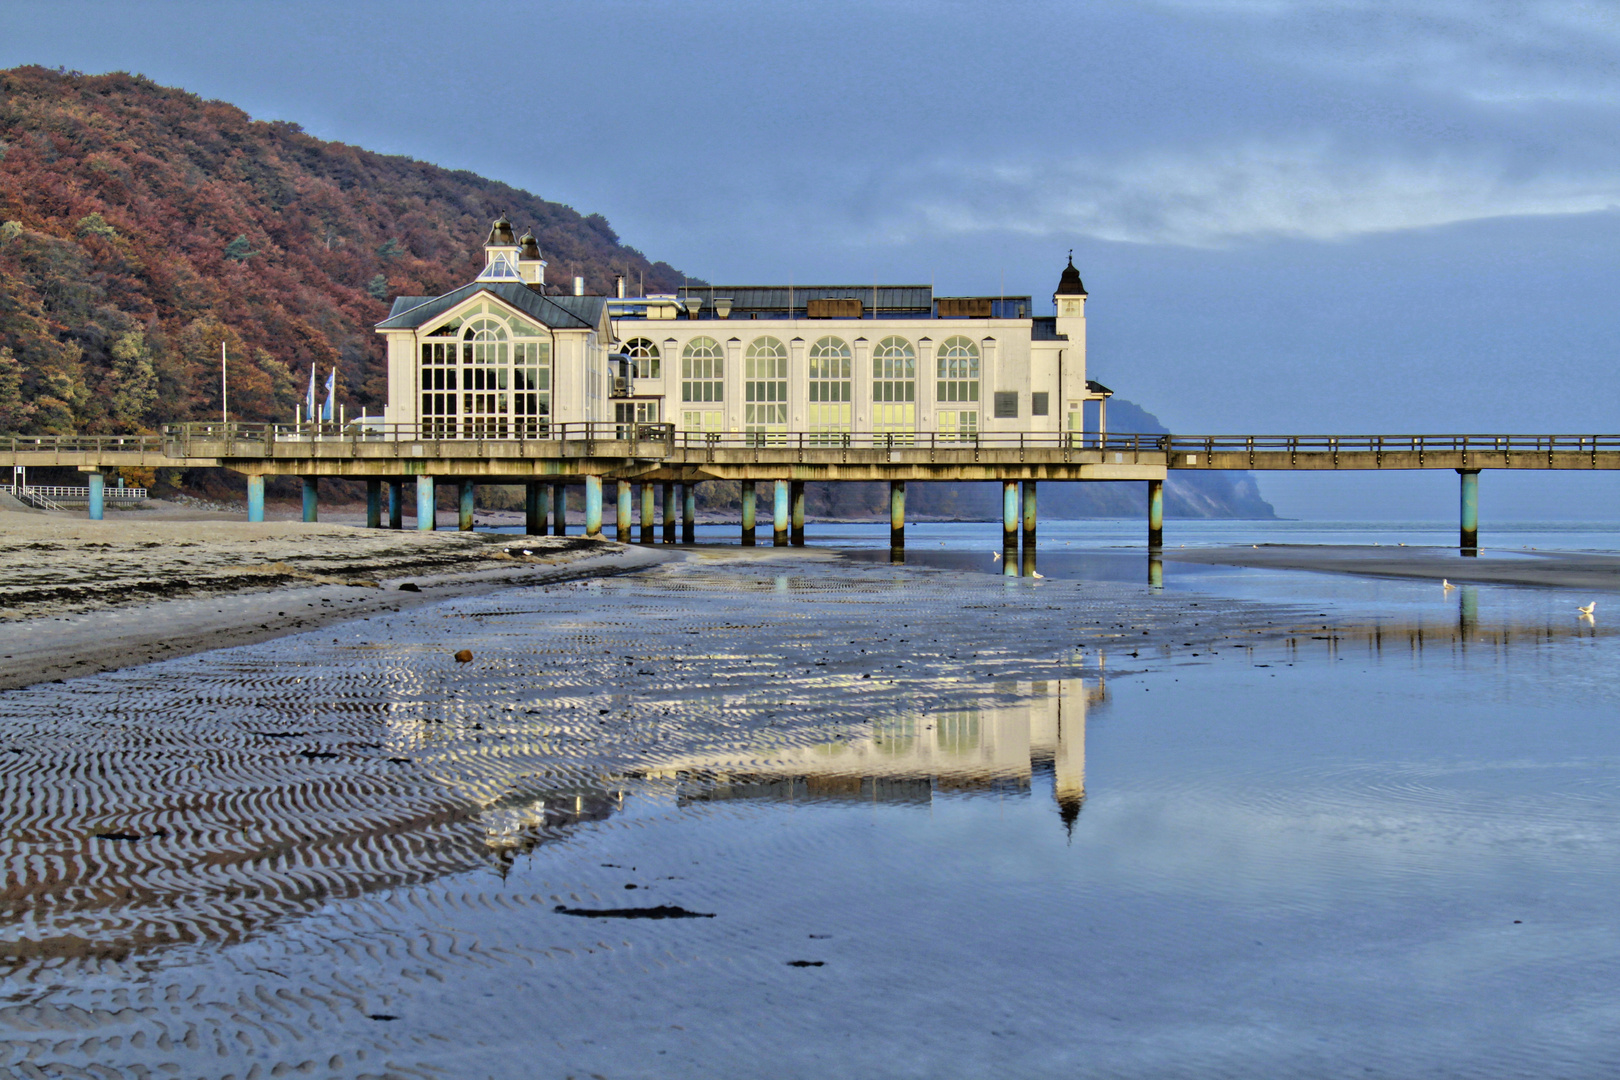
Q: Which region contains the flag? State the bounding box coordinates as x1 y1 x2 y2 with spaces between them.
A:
305 366 317 421
322 369 336 422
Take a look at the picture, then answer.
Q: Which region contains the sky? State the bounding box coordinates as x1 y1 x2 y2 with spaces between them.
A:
4 0 1619 519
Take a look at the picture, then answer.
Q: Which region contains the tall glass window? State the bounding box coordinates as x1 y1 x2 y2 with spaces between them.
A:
623 337 661 380
744 336 787 443
871 336 916 440
681 336 724 434
419 303 547 439
460 315 509 439
936 336 980 403
807 336 851 443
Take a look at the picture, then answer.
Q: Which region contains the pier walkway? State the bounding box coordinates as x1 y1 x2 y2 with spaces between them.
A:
5 423 1617 553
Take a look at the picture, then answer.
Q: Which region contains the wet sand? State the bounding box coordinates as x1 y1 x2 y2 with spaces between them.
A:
1165 542 1620 592
0 510 672 690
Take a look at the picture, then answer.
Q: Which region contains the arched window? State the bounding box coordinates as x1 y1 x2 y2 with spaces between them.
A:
623 337 660 380
744 337 788 442
680 336 725 434
936 336 979 402
871 336 916 439
807 336 851 441
420 303 547 438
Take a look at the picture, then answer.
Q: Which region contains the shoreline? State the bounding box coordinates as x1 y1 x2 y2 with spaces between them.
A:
1163 543 1620 592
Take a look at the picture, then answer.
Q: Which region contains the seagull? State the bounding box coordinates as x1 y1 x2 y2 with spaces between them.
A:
1031 570 1044 579
1579 601 1597 617
1442 579 1456 591
522 548 534 556
991 551 1001 561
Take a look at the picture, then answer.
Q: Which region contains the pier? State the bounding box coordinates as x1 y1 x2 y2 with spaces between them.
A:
5 424 1617 555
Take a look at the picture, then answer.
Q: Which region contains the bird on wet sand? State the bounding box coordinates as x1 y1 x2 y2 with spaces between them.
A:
1443 579 1456 591
1579 601 1597 617
1031 570 1045 579
991 551 1001 561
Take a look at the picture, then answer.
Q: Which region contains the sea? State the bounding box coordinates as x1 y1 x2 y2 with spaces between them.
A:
0 518 1616 1079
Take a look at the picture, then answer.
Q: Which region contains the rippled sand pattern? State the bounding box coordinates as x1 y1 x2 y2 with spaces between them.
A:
0 557 1285 1076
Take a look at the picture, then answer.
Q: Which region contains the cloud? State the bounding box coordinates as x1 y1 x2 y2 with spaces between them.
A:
881 142 1620 247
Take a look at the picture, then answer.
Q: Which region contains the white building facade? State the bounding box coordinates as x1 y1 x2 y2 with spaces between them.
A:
376 217 1106 440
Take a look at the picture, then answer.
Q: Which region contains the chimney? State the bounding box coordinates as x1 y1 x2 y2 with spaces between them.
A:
574 276 585 297
614 273 626 299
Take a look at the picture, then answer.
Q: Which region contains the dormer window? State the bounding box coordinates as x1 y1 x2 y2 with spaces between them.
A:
478 254 523 282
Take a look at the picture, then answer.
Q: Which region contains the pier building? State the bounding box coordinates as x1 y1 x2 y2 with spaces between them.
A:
374 216 1113 443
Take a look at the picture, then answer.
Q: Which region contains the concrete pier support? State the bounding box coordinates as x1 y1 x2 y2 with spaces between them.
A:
553 483 567 536
1147 478 1164 550
741 480 756 546
388 481 403 529
525 482 546 535
585 476 603 538
458 480 475 531
774 479 790 546
663 482 676 543
1003 480 1019 549
889 480 906 549
790 480 805 545
616 480 632 542
247 475 265 523
87 471 104 521
302 477 318 523
1459 469 1479 555
415 477 435 531
366 480 382 528
641 483 656 544
1021 480 1037 548
683 484 696 543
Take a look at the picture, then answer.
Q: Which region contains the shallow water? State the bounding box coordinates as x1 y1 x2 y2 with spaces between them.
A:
2 546 1618 1078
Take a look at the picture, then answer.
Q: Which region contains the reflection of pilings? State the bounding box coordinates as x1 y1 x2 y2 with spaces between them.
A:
640 482 656 544
302 476 318 523
774 479 790 546
552 482 568 536
616 480 632 542
682 483 696 543
890 480 906 549
584 476 603 537
662 482 676 543
1003 480 1018 548
415 476 434 532
1459 469 1479 555
1021 479 1037 548
366 479 381 528
740 480 756 546
1003 539 1019 576
458 479 474 532
387 480 402 529
1148 553 1163 589
1459 586 1479 630
791 480 805 545
1147 478 1163 550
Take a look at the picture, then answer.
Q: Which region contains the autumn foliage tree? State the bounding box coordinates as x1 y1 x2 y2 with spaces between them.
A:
0 66 693 435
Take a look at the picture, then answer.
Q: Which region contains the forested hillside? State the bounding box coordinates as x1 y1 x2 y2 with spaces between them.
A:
0 66 688 435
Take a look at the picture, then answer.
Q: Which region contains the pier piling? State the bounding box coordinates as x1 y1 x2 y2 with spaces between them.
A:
415 477 435 531
774 479 790 546
741 480 756 546
458 480 474 531
585 477 603 537
663 482 676 543
87 471 104 521
683 484 696 543
301 477 318 523
525 482 545 535
890 480 906 550
641 483 656 543
388 480 402 529
1459 469 1479 555
247 475 265 523
790 480 805 545
553 483 567 536
1021 480 1037 548
366 480 381 529
616 481 632 542
1147 478 1164 550
1003 480 1018 549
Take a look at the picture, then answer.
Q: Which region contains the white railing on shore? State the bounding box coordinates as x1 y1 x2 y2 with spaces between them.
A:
9 484 148 505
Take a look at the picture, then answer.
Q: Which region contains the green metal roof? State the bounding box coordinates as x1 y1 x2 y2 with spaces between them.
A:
376 281 599 331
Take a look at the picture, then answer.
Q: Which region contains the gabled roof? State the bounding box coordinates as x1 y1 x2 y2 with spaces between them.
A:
375 281 601 331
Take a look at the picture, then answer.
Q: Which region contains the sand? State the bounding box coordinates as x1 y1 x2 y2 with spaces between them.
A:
0 509 674 690
1164 542 1620 593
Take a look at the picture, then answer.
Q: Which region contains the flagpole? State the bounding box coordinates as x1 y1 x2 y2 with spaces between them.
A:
221 341 228 426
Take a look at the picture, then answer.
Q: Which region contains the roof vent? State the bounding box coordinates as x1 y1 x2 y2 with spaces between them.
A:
714 298 733 319
684 297 703 320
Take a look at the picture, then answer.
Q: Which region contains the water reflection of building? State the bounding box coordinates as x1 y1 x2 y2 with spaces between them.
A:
646 678 1103 833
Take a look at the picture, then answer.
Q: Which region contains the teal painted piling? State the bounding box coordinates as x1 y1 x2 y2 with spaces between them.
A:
1459 469 1479 554
889 480 906 549
683 484 696 543
247 475 265 523
741 481 756 546
415 477 435 531
366 480 382 528
388 481 403 529
458 480 474 531
302 477 318 523
774 479 790 546
641 483 656 543
1021 480 1037 547
553 483 567 536
585 476 603 538
1003 481 1018 548
1148 478 1164 549
616 480 632 541
525 482 544 534
87 472 104 521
